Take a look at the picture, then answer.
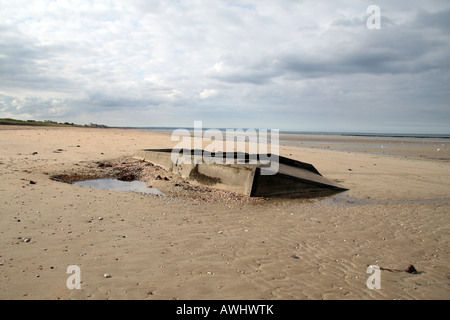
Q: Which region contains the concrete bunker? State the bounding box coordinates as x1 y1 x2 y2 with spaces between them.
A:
134 149 348 198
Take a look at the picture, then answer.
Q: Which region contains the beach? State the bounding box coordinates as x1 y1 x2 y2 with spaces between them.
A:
0 126 448 300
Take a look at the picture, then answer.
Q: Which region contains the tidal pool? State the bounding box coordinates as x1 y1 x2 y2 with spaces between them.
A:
73 178 165 196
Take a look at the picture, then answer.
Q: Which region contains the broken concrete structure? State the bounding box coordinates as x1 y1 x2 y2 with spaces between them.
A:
134 149 347 198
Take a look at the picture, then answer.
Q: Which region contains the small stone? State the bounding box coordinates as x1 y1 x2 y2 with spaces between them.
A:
23 238 31 243
104 273 112 278
405 265 418 274
98 217 103 220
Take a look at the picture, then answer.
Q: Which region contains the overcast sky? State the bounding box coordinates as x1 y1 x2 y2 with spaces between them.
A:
1 0 449 133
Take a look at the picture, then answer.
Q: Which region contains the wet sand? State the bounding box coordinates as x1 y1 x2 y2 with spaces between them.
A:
279 133 450 161
0 126 448 299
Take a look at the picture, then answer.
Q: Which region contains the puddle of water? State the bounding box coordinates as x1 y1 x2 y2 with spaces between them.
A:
73 178 165 196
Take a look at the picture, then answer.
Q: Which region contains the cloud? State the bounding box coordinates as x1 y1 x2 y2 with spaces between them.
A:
0 0 449 133
199 89 219 99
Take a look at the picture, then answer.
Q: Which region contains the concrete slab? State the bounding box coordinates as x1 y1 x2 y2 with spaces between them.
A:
134 149 347 198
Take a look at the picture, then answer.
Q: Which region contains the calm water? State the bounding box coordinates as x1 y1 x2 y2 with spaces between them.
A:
74 178 165 196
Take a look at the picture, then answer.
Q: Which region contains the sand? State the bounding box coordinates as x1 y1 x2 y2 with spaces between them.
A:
0 126 448 300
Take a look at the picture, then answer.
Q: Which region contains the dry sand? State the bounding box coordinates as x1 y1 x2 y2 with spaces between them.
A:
0 126 448 300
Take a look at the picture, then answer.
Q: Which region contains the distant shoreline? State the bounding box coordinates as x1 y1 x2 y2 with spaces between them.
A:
125 126 450 140
2 119 448 138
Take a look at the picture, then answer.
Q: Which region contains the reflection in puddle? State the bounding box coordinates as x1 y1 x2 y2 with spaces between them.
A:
74 178 165 196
